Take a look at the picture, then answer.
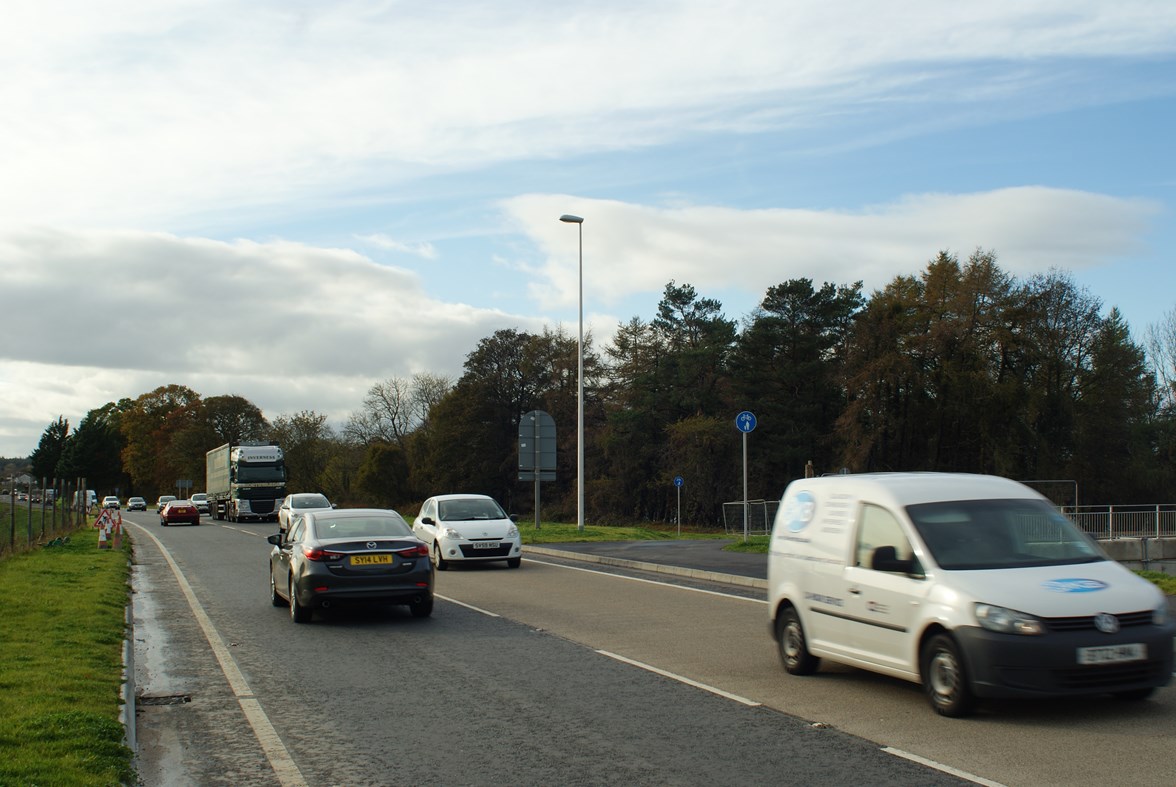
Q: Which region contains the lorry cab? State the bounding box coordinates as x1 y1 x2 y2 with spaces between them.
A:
767 472 1174 716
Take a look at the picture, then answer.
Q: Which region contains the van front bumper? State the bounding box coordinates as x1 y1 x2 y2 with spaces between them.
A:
955 622 1175 699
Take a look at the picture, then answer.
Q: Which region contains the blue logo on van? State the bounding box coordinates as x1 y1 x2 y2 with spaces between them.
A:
1042 578 1108 593
783 491 816 533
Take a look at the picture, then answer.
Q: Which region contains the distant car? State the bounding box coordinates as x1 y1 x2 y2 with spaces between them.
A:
156 495 177 512
278 492 334 534
267 508 433 623
412 494 522 570
189 493 209 515
126 497 147 511
160 500 200 526
102 495 121 509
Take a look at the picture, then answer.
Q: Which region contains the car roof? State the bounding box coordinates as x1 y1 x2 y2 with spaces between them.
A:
429 493 495 502
289 492 329 500
786 472 1041 508
303 507 401 520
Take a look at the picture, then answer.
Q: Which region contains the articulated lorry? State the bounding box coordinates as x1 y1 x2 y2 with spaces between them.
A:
206 443 287 522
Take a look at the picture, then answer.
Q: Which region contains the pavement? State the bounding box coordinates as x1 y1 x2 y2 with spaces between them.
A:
524 539 768 590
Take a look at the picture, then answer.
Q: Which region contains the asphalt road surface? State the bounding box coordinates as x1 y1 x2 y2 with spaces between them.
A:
124 512 1176 786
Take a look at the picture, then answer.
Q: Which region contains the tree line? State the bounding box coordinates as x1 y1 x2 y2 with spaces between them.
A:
26 249 1176 526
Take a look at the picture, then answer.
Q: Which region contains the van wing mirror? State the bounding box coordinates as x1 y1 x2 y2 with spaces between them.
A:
871 545 915 574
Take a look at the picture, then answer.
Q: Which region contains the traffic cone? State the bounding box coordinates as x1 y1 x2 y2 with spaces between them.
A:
112 511 123 549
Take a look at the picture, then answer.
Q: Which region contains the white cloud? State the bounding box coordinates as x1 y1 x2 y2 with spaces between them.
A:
355 234 438 260
0 228 546 454
505 187 1160 309
1 2 1172 229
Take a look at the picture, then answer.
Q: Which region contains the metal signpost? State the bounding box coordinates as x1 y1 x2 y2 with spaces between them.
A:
673 475 684 536
518 410 557 529
735 411 757 542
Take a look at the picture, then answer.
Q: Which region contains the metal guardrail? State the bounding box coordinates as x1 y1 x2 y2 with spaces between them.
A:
1065 505 1176 540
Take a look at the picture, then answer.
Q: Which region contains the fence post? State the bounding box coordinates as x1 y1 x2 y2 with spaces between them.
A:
1108 505 1114 540
1156 504 1161 540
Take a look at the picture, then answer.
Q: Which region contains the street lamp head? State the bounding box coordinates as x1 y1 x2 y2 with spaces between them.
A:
559 214 584 224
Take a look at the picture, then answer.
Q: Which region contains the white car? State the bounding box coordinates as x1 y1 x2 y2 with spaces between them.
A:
278 492 334 534
102 495 121 509
189 492 210 515
413 494 522 570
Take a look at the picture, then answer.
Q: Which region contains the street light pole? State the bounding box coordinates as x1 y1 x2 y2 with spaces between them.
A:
560 213 585 532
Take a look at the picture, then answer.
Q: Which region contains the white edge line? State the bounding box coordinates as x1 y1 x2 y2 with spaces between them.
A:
436 594 501 617
882 746 1008 787
128 523 309 787
597 649 762 707
525 558 768 604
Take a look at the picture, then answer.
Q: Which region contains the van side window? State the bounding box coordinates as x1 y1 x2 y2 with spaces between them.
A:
855 504 915 572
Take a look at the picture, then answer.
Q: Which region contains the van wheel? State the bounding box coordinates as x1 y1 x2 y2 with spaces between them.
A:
921 634 974 717
776 607 819 675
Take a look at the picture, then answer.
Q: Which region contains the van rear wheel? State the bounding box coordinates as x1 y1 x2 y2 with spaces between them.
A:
776 607 819 675
921 633 975 717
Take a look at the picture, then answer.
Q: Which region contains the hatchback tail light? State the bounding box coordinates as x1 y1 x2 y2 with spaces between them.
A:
394 544 429 559
302 546 345 562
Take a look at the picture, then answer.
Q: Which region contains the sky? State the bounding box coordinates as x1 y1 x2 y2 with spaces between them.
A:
2 1 1174 459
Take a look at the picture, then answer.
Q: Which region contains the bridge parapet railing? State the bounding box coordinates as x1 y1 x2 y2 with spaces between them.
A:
1065 505 1176 540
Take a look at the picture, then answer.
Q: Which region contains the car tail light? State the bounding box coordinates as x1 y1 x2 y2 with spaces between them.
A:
394 544 429 559
301 546 345 562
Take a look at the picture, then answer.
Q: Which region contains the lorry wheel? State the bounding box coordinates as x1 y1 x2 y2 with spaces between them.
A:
921 633 975 717
776 607 819 675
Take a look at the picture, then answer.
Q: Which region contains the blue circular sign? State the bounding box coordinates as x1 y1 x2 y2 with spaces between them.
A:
735 411 757 433
673 476 684 488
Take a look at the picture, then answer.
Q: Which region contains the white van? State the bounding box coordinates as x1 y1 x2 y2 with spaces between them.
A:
767 472 1174 716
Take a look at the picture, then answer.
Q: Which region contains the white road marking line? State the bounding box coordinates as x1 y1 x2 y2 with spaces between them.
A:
436 594 501 617
596 649 762 707
882 747 1007 786
525 557 768 603
128 523 309 787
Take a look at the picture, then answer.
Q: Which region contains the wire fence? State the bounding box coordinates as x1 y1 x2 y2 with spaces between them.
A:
2 478 95 557
721 499 779 536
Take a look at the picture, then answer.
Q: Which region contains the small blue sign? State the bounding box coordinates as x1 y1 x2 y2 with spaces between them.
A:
735 411 757 433
673 476 684 488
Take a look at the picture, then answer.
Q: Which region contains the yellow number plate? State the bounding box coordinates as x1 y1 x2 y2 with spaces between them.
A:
350 554 393 566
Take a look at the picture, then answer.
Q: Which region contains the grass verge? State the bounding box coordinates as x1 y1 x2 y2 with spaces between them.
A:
518 522 729 544
0 523 135 786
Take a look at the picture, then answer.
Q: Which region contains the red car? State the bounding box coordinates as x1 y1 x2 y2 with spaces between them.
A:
160 500 201 526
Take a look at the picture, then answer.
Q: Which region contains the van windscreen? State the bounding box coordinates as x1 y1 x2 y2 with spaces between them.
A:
906 498 1104 570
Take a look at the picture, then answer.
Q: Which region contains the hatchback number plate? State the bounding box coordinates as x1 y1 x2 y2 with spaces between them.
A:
350 554 393 566
471 541 498 549
1076 643 1146 665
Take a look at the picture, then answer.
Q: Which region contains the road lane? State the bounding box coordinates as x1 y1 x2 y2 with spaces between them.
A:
433 556 1176 787
128 514 971 786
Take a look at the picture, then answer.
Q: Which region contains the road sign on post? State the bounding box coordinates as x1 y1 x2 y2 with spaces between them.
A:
735 412 756 542
673 476 684 537
519 411 557 529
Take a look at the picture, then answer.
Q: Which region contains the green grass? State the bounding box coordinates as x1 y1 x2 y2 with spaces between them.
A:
1137 570 1176 595
518 521 729 544
0 521 135 786
0 500 82 555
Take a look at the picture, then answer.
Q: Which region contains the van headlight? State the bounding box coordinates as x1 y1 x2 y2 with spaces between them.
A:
1155 606 1168 626
975 603 1044 635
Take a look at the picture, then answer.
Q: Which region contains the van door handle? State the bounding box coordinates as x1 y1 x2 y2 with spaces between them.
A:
848 587 861 595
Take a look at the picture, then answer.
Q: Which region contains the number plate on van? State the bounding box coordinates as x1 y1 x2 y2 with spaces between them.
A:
1076 643 1146 665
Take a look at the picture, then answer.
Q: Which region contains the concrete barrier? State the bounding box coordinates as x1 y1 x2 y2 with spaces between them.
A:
1101 537 1176 573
